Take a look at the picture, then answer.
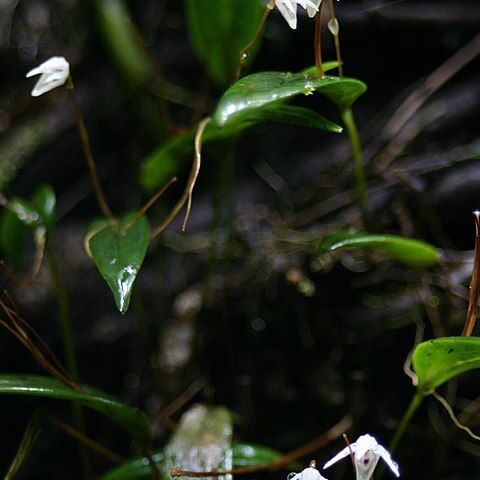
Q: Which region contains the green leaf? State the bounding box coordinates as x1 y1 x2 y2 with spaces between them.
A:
0 374 151 447
231 442 282 467
185 0 264 87
31 184 56 234
141 104 341 192
413 337 480 395
4 409 44 480
0 209 29 267
319 231 440 267
99 442 282 480
85 213 150 314
212 72 367 127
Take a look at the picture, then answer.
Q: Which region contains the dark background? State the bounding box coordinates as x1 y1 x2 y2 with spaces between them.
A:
1 1 480 478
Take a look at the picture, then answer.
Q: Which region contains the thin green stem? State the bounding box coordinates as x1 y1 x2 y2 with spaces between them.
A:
340 107 368 227
45 246 92 478
390 392 424 453
66 77 113 219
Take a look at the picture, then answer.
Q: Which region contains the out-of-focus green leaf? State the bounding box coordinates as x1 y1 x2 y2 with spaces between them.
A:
212 72 367 127
231 442 282 467
93 0 152 85
99 441 283 480
31 184 56 233
320 231 440 267
185 0 264 87
0 210 29 267
413 337 480 395
0 375 151 448
85 213 150 314
4 409 44 480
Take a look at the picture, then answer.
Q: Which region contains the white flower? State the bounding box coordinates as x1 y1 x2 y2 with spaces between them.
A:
275 0 322 29
323 434 400 480
26 56 70 97
289 462 329 480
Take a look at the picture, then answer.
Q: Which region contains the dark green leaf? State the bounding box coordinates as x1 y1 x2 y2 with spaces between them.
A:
231 442 282 467
7 198 42 227
413 337 480 395
185 0 264 87
212 72 367 127
86 213 150 314
0 374 151 447
0 209 29 267
141 104 341 192
31 184 56 234
320 231 440 267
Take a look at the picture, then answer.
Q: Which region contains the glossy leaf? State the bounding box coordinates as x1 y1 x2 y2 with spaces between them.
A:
85 213 150 314
185 0 264 87
413 337 480 395
141 104 341 192
212 72 367 127
0 374 151 447
99 442 282 480
320 231 440 267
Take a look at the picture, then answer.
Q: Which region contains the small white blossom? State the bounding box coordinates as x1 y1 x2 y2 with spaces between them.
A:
275 0 322 29
26 56 70 97
323 434 400 480
289 462 329 480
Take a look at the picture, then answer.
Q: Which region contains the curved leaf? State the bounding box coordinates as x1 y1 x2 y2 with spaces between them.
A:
413 337 480 395
0 374 151 447
99 442 282 480
85 213 150 314
31 184 56 234
320 231 440 267
185 0 264 87
212 72 367 127
141 104 341 192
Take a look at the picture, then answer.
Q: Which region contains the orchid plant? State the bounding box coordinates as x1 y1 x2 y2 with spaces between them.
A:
2 0 478 479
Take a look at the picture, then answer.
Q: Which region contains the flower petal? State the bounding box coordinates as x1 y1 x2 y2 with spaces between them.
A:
323 444 356 470
275 0 298 29
374 444 400 477
26 56 70 97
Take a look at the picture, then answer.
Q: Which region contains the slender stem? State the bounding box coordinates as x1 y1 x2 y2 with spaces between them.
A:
235 0 275 80
314 4 324 76
150 118 211 239
462 211 480 336
389 392 423 453
66 77 113 219
45 246 92 478
340 107 368 227
327 0 343 76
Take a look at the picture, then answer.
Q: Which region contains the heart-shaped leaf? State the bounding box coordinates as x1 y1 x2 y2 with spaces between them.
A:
212 72 367 127
413 337 480 395
0 374 151 448
85 213 150 314
320 231 440 267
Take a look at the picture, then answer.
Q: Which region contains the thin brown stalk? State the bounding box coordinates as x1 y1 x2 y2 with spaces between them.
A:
170 415 352 477
314 4 324 76
327 0 343 76
49 416 126 464
119 177 177 233
66 77 113 219
235 0 275 80
150 117 211 239
462 211 480 336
